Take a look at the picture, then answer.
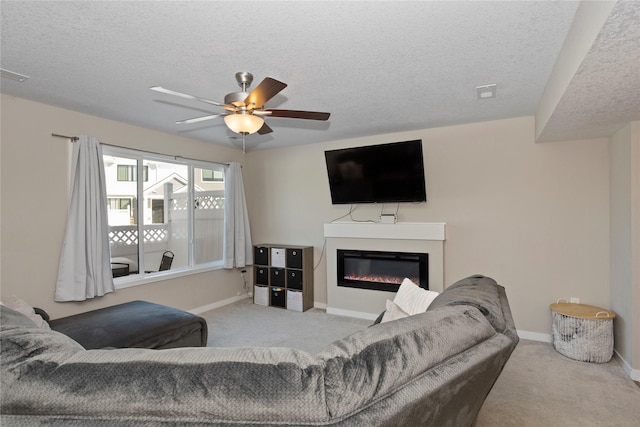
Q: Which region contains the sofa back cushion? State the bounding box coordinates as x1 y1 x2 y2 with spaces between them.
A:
318 304 496 418
427 275 507 333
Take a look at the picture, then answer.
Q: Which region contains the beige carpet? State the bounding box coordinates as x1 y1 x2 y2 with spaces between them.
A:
202 297 372 353
202 298 640 426
477 339 640 427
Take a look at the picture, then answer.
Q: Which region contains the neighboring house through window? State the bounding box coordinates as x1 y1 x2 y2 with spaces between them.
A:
117 164 148 181
202 169 224 182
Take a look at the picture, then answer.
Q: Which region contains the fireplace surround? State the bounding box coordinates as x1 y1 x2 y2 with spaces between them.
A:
324 222 445 319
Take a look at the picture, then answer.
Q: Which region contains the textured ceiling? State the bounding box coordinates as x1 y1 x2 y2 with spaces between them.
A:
1 1 637 151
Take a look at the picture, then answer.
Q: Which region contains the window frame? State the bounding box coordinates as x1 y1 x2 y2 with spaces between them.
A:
103 146 226 289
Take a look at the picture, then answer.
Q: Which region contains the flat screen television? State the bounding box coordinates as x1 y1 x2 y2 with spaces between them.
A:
324 139 427 204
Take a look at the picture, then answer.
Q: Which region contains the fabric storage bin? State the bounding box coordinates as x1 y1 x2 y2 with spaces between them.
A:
287 270 303 290
550 302 615 363
286 248 303 269
270 268 285 287
254 246 269 266
255 267 268 286
287 290 303 312
271 248 286 268
254 286 269 306
271 287 286 308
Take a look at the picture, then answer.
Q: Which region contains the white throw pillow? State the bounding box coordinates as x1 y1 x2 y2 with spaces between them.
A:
392 278 439 315
380 299 410 323
4 295 50 329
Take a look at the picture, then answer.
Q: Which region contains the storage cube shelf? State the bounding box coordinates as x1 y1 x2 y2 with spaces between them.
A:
253 244 314 312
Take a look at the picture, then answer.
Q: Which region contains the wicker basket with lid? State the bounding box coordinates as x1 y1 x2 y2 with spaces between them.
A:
550 302 615 363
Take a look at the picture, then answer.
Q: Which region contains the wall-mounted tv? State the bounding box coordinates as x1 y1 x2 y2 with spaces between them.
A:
324 139 427 204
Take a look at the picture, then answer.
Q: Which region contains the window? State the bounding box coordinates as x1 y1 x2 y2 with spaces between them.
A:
104 147 225 281
117 164 148 182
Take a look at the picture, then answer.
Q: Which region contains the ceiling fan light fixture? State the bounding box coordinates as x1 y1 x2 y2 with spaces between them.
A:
224 113 264 134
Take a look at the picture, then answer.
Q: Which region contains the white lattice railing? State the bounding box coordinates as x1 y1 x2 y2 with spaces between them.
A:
171 191 224 211
109 224 169 246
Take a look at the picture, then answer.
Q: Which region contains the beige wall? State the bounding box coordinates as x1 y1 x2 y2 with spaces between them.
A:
0 94 247 318
609 121 640 378
0 94 615 342
245 116 611 336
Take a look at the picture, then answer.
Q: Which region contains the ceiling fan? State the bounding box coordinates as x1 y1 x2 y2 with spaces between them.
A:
151 72 330 136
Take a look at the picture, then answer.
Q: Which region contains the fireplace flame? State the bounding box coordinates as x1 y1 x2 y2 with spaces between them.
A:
344 274 419 285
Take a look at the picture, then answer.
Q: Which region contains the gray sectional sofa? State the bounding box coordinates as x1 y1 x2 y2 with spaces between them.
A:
1 275 518 426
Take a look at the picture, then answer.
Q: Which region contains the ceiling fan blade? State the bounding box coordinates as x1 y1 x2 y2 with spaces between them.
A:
175 113 224 125
244 77 287 108
265 109 330 121
257 122 273 135
150 86 234 110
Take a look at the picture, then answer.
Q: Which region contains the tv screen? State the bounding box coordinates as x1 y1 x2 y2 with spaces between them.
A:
324 140 427 204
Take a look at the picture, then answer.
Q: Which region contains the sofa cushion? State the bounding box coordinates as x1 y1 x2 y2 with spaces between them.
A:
427 275 507 333
319 304 497 418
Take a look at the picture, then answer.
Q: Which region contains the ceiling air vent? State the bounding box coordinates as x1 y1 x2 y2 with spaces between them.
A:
476 84 496 99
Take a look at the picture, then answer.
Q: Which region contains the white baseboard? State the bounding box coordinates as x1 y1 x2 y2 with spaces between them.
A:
325 306 378 321
517 330 552 343
614 349 640 381
190 294 250 315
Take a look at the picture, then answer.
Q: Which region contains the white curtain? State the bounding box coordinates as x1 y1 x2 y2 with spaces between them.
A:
223 162 253 268
55 136 115 301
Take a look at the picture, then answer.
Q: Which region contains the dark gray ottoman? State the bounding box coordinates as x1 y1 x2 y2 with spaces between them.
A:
40 300 208 349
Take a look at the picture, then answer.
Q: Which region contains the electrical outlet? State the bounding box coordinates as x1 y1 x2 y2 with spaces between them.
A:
570 297 580 304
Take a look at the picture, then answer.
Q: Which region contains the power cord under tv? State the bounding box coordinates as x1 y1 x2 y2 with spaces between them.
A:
331 203 400 224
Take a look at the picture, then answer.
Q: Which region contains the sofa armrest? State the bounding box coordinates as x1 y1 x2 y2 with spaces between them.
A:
427 275 510 334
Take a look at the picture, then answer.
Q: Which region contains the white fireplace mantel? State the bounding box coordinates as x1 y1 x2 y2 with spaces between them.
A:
324 222 445 241
324 221 446 319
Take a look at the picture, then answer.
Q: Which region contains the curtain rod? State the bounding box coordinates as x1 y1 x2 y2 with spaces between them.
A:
52 133 79 141
51 133 230 166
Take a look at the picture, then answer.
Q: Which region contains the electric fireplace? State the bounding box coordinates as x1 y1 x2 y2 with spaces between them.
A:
337 249 428 292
